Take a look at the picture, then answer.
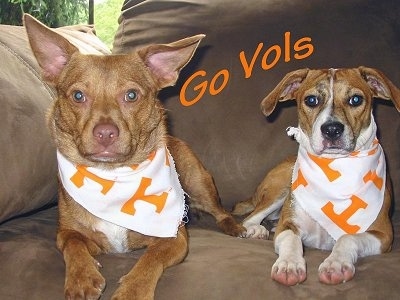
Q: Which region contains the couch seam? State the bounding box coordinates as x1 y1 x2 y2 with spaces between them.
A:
0 40 56 100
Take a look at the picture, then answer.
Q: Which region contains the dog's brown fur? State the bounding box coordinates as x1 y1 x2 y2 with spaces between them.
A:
233 67 400 286
24 14 244 299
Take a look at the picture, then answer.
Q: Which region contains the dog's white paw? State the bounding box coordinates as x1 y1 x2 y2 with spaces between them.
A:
318 257 355 284
244 224 269 239
271 255 306 286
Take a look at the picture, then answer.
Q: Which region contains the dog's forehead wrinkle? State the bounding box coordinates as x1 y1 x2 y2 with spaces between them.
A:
78 54 144 81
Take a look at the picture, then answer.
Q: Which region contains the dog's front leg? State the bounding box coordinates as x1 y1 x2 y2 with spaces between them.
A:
167 136 246 237
272 229 306 286
57 229 106 300
319 189 393 285
318 232 382 284
112 226 188 300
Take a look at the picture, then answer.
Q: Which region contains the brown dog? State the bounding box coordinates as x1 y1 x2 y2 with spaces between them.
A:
24 14 244 299
233 67 400 285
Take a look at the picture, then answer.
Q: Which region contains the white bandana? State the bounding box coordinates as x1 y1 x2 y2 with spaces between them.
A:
289 126 386 241
57 147 186 238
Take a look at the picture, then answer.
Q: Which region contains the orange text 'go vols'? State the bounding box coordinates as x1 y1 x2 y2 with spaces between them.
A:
180 31 314 106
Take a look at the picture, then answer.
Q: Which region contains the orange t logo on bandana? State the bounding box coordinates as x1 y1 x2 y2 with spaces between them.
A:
289 126 385 241
57 147 186 238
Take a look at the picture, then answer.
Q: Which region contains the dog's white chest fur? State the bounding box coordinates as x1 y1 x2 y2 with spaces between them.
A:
293 201 335 250
93 219 129 253
290 136 385 242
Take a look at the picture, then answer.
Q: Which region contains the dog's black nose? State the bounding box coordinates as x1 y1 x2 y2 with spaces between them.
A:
93 123 119 146
320 122 344 140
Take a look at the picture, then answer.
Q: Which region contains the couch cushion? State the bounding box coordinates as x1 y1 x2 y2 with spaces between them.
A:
0 23 110 223
1 207 400 299
113 0 400 216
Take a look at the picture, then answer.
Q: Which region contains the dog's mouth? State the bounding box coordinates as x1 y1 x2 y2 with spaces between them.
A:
89 152 120 162
320 146 350 156
316 139 354 156
85 150 130 163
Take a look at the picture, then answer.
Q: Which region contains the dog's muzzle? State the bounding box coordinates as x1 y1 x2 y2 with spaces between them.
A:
320 121 344 141
93 122 120 147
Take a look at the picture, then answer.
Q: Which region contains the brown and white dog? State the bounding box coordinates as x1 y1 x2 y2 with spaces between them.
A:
24 14 245 299
233 67 400 286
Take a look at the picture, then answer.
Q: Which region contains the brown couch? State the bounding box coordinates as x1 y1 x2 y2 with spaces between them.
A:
1 0 400 299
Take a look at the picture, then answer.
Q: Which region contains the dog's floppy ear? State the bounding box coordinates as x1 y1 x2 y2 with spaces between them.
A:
260 68 309 116
137 34 205 88
358 66 400 112
23 14 79 83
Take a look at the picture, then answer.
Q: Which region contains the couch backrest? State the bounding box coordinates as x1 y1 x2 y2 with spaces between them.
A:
113 0 400 213
0 23 110 223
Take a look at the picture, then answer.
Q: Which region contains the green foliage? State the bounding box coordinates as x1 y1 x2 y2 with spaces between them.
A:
0 0 123 50
0 0 88 27
94 0 123 50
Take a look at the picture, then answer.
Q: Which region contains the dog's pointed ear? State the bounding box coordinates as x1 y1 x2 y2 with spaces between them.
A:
138 34 205 88
23 14 79 83
260 68 309 116
358 66 400 112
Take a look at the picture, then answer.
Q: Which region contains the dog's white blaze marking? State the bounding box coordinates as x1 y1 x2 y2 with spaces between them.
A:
93 220 129 253
311 70 336 154
312 104 331 153
311 68 357 156
328 68 337 103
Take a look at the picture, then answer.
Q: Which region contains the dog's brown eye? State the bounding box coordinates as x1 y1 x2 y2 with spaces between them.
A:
72 90 85 103
349 95 363 107
305 95 319 107
124 90 138 102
